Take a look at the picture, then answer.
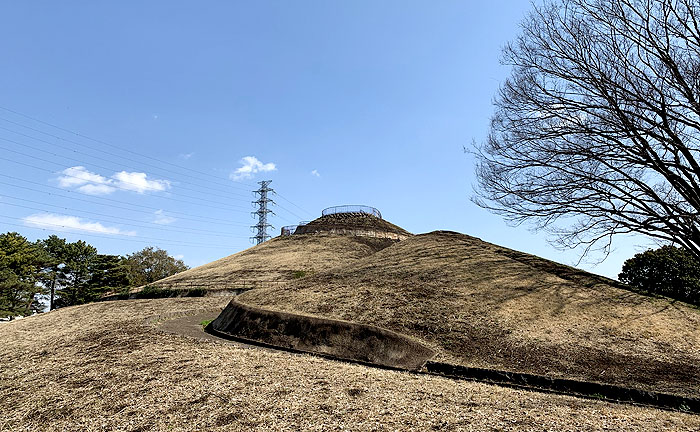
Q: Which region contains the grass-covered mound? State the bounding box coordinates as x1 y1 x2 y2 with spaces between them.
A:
295 212 411 237
1 298 697 431
137 233 396 292
240 231 700 398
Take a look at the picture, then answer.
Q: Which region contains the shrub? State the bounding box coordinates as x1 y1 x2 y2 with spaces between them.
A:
131 285 207 299
619 246 700 305
200 319 212 328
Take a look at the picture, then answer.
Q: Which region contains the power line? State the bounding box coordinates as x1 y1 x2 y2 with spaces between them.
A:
274 202 309 222
0 106 316 225
0 200 248 237
0 106 255 191
0 176 247 225
0 194 249 230
2 221 236 250
0 217 246 249
0 122 252 199
275 191 316 219
0 154 252 213
0 147 251 210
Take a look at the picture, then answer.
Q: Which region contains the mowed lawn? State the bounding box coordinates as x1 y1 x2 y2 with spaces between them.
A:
1 298 698 431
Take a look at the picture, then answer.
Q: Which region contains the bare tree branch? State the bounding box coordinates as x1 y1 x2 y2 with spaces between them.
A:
474 0 700 260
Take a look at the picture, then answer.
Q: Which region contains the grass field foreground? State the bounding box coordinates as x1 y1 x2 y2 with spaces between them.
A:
1 298 699 431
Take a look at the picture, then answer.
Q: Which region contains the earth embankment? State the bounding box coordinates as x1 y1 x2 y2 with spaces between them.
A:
239 230 700 398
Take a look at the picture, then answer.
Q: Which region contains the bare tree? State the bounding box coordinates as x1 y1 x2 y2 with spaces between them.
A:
474 0 700 260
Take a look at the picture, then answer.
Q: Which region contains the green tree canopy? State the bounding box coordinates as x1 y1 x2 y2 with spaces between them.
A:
54 240 98 308
619 246 700 305
124 247 189 287
37 235 68 310
0 232 44 318
88 254 130 294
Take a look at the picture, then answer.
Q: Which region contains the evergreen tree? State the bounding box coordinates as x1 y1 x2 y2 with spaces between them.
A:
87 254 130 297
37 235 68 311
0 232 44 319
55 240 98 307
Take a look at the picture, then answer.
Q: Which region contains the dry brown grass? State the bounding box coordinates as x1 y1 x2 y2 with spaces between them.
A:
240 231 700 398
144 233 395 290
296 213 412 237
1 298 698 431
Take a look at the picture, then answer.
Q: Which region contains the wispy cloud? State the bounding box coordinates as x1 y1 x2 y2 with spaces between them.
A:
23 213 136 236
230 156 276 181
311 169 320 177
57 166 114 194
153 209 176 225
57 166 171 195
77 183 116 195
179 152 194 160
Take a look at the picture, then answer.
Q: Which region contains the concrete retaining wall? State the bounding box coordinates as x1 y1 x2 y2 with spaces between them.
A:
426 362 700 413
207 299 435 370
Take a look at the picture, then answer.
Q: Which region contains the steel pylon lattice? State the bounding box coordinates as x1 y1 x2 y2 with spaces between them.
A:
250 180 275 245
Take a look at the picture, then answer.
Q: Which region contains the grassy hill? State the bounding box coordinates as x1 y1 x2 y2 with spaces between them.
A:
122 212 699 398
1 298 698 431
239 230 700 397
141 232 396 291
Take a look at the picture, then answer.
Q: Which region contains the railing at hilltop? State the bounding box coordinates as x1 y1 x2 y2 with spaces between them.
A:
281 221 311 236
322 205 382 219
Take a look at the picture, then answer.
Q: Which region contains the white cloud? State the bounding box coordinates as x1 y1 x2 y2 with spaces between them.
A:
23 213 136 236
113 171 170 194
179 152 194 160
173 254 184 260
153 209 176 225
78 183 116 195
58 166 115 194
57 166 170 195
311 169 320 177
230 156 276 181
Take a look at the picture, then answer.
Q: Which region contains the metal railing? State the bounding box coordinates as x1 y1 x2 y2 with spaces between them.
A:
281 221 310 236
321 205 382 219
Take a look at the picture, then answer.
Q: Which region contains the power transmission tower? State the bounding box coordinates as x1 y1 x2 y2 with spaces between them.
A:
251 180 275 245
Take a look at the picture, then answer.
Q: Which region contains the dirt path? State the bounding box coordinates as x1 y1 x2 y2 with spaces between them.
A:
155 307 700 414
156 311 278 353
157 312 233 343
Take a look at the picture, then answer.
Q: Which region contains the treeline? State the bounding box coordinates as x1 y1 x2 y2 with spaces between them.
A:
0 232 189 319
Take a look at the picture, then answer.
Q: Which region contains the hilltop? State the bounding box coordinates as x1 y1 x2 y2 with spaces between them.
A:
294 212 411 239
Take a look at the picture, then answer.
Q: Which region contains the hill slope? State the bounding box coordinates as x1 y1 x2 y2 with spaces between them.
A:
1 299 698 431
144 233 395 290
239 231 700 397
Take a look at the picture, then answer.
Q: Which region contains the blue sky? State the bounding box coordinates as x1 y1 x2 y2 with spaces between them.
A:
0 1 653 277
